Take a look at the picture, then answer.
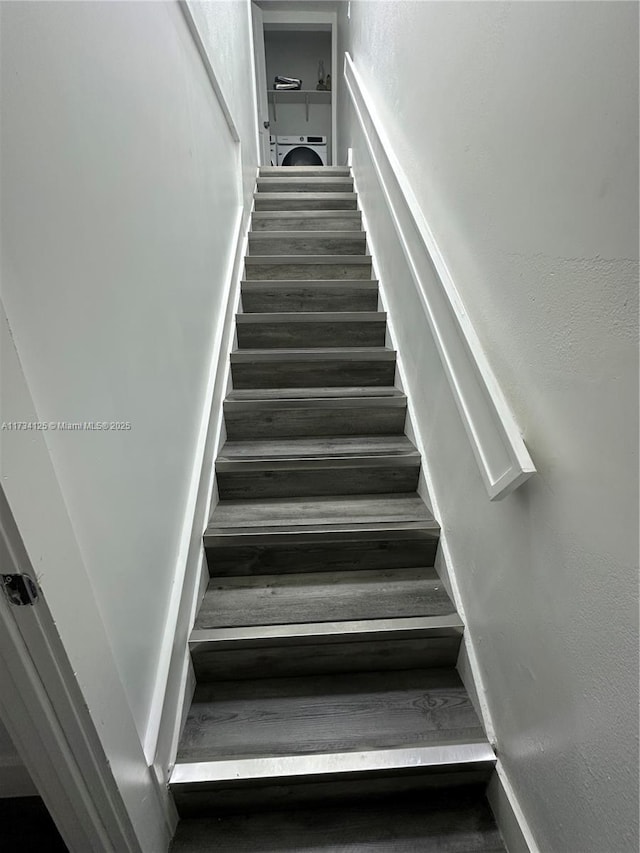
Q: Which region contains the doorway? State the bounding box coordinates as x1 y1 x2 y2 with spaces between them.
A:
251 3 338 166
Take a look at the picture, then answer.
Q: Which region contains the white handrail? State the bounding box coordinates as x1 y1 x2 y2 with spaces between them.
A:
344 53 535 500
179 2 241 143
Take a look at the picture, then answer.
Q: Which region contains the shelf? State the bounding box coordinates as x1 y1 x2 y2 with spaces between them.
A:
268 89 331 103
268 89 331 123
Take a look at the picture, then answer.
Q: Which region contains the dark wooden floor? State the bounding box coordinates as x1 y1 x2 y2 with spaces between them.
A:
170 785 504 852
0 797 68 852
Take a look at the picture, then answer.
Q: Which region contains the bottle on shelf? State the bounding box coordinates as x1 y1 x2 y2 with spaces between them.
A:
316 59 327 91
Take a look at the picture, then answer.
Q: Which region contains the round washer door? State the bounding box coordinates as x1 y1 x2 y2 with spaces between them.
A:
282 145 323 166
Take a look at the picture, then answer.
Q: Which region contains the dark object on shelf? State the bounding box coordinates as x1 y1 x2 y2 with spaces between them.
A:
274 75 302 90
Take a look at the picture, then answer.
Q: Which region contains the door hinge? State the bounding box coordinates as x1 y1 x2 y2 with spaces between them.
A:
2 573 40 607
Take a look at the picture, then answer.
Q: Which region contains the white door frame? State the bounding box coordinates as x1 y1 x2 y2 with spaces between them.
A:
260 8 338 165
0 486 143 853
251 2 270 165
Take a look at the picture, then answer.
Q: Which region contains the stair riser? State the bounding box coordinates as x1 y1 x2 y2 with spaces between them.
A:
255 196 357 211
257 180 354 193
173 769 494 818
223 406 406 440
192 636 461 682
248 237 366 256
231 360 396 389
252 216 362 231
215 464 420 500
236 321 386 349
242 286 378 313
245 263 372 281
204 534 439 576
259 168 351 177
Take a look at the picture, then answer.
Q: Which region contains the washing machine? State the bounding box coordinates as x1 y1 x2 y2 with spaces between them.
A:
269 135 277 166
277 135 328 166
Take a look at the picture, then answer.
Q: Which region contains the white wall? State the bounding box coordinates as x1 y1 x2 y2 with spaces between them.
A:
0 0 257 760
187 0 260 210
1 299 170 850
339 2 639 851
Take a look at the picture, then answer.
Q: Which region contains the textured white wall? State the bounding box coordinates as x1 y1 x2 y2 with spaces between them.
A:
187 0 260 209
0 0 256 745
340 2 639 851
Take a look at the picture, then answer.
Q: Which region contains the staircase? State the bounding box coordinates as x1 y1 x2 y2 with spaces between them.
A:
169 167 505 851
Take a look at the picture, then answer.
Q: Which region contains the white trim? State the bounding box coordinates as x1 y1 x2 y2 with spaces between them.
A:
454 629 496 744
488 763 541 853
352 141 538 853
148 203 252 779
172 742 495 785
331 18 338 165
355 174 498 744
344 53 535 501
179 1 241 143
0 489 147 853
261 7 338 166
250 2 269 167
262 10 336 28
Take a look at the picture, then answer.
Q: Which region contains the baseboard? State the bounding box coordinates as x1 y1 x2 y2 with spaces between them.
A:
488 764 540 853
148 201 251 783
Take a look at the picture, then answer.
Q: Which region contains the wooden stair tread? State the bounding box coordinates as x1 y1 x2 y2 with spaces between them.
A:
251 211 363 231
195 567 455 629
235 313 386 350
175 669 485 763
241 279 378 288
246 254 371 264
259 166 352 176
257 180 354 194
255 192 357 200
258 176 354 184
249 230 365 239
225 386 404 400
240 282 379 312
252 208 361 218
254 193 359 211
218 435 417 461
231 348 395 360
248 234 367 257
224 397 406 411
208 493 437 533
236 311 384 323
